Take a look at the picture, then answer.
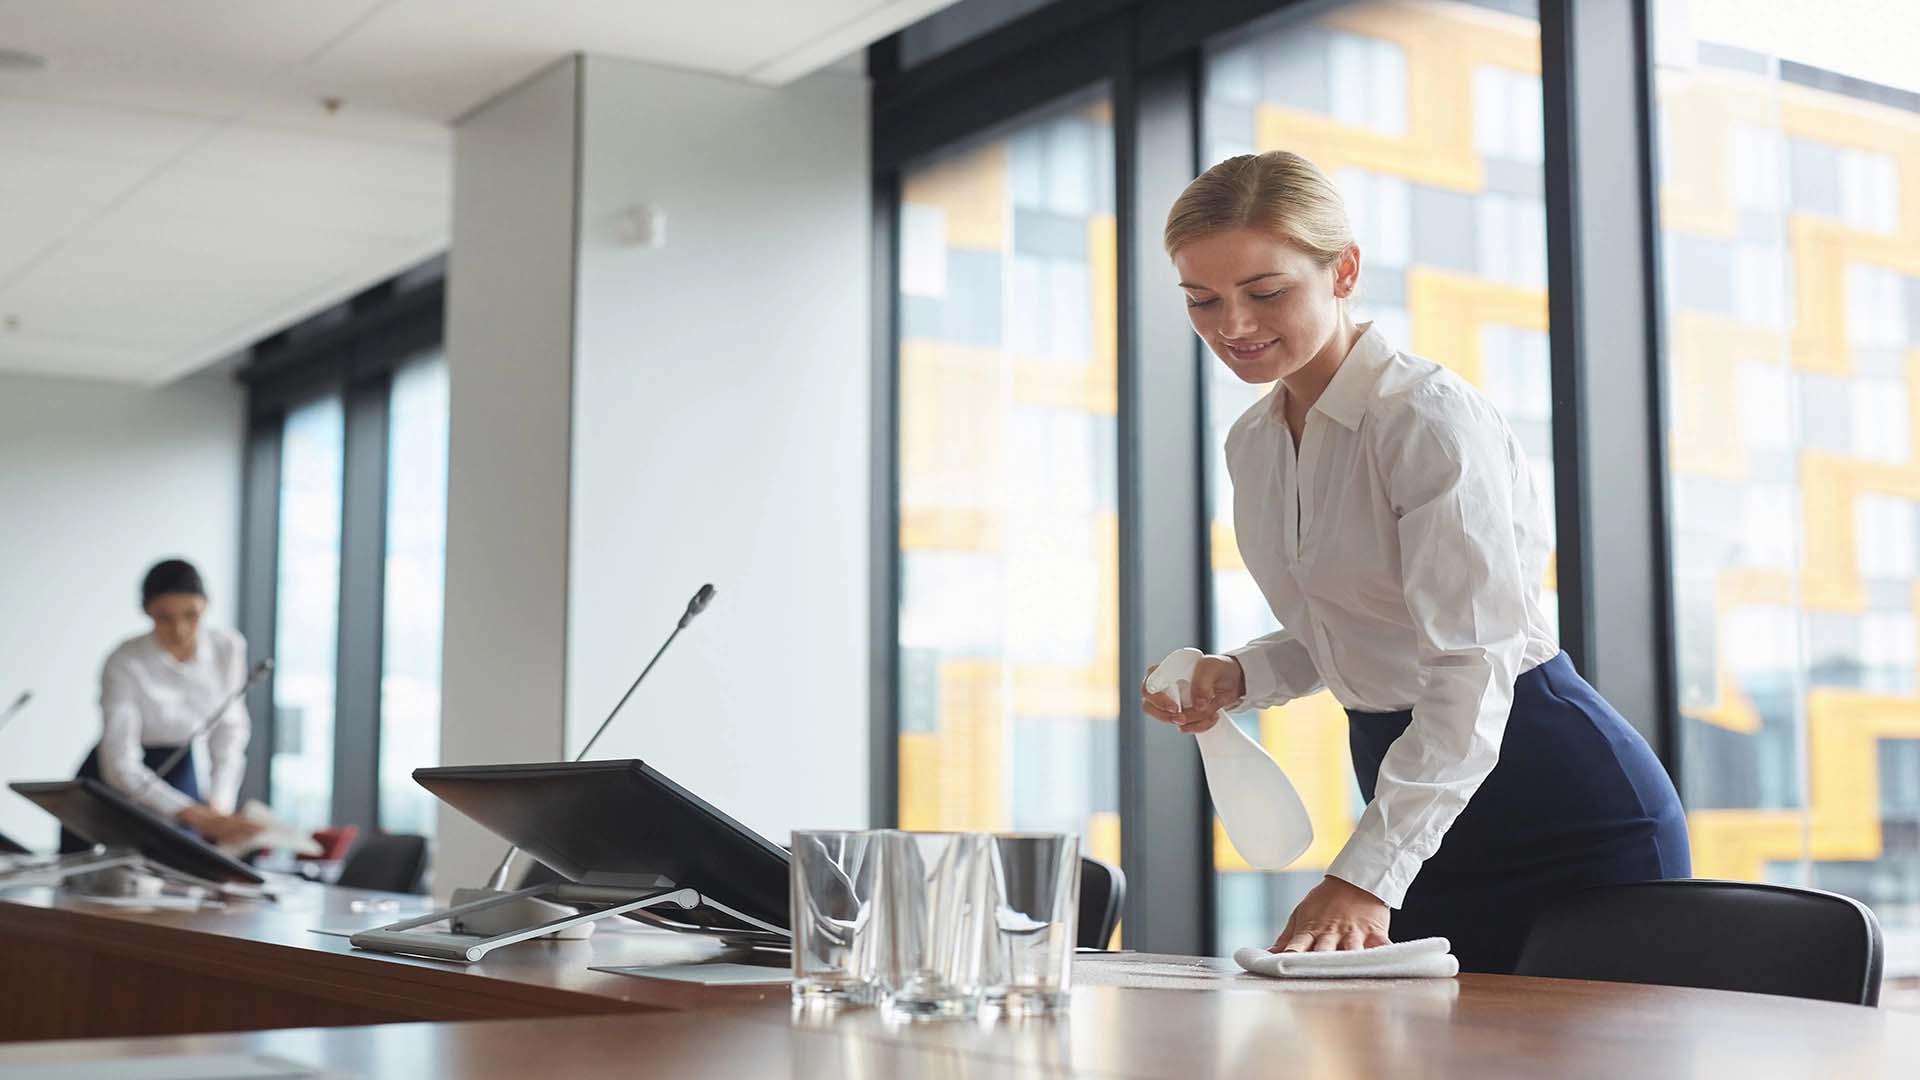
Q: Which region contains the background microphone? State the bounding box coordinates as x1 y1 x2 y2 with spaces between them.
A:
482 584 716 890
0 691 31 736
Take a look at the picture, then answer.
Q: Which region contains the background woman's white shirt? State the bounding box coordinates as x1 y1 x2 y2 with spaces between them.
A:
98 625 251 817
1223 324 1559 909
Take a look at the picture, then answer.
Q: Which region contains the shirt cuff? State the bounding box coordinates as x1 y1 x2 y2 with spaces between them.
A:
1327 838 1425 910
1225 643 1276 712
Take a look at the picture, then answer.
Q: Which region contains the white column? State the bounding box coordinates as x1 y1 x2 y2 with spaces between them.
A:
439 54 871 894
438 58 582 892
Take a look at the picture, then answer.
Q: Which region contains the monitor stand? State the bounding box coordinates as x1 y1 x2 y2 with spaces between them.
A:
352 881 706 963
0 846 271 902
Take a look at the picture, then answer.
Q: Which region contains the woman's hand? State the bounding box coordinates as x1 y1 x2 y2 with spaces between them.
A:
1140 653 1246 734
1272 876 1391 952
177 804 265 846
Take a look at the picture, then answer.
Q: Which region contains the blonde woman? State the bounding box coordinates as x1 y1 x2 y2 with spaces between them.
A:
1139 151 1689 973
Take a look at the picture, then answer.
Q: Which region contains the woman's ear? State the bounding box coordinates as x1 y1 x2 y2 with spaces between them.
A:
1333 243 1362 298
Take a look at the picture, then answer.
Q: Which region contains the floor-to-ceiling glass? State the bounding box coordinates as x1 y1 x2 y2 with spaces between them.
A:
895 89 1123 876
271 395 344 832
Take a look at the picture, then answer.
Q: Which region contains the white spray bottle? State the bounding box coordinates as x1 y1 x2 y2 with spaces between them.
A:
1147 647 1313 870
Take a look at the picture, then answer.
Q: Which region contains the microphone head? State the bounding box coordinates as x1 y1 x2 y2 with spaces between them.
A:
15 690 29 707
687 584 716 617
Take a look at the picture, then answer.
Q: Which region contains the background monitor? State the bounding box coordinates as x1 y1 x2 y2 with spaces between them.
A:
414 759 791 931
9 778 265 886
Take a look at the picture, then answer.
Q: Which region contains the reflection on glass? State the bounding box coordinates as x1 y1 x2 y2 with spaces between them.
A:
1655 1 1920 953
895 90 1122 875
380 355 448 836
272 395 343 832
1201 0 1553 950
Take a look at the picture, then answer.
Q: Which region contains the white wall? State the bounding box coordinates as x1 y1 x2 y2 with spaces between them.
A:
437 58 581 892
0 370 242 849
566 56 871 840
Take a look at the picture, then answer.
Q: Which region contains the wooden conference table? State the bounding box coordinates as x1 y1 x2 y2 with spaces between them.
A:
1 878 1916 1077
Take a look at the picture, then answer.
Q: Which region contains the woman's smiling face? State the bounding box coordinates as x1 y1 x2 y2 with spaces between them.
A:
1173 226 1356 385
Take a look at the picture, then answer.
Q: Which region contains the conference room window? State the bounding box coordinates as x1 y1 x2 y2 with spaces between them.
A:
1200 0 1553 951
270 394 345 833
379 353 449 836
894 88 1122 869
238 265 446 836
1654 1 1920 959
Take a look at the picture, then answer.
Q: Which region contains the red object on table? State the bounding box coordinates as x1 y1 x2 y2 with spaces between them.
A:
303 825 360 862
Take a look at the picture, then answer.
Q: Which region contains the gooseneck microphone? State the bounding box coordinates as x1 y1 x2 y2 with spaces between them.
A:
128 659 273 808
149 659 275 782
577 583 716 762
0 690 31 736
483 584 717 890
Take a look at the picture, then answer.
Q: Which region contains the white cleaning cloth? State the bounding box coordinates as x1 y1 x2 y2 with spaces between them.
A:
1233 937 1458 979
217 799 324 858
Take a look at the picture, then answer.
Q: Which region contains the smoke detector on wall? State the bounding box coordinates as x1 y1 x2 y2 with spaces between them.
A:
619 205 667 249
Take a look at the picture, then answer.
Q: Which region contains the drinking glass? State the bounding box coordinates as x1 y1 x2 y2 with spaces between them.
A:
869 830 990 1018
790 829 882 1006
980 832 1079 1014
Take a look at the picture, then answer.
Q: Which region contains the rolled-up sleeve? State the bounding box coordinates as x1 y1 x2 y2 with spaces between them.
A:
98 655 195 820
1326 388 1529 908
1228 629 1325 711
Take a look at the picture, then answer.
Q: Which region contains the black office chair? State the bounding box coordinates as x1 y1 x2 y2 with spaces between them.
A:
336 832 430 895
1078 856 1126 949
1514 879 1883 1006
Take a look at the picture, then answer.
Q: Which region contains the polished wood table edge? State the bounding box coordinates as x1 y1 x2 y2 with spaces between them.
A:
0 887 780 1016
0 976 1915 1079
0 1009 1106 1079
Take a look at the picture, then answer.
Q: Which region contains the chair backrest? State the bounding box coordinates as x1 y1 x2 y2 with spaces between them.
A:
337 832 430 895
1514 879 1883 1006
1078 856 1126 949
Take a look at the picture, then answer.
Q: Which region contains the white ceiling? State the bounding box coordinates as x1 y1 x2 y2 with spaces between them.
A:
0 0 948 385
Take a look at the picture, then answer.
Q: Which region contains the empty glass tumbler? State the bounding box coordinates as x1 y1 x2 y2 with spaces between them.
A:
869 830 991 1018
979 832 1079 1014
790 829 883 1006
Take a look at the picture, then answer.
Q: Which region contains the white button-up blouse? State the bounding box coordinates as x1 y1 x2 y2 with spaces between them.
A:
1223 324 1560 909
98 625 252 818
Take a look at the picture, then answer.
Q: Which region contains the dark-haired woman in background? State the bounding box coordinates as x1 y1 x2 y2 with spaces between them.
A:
60 559 262 851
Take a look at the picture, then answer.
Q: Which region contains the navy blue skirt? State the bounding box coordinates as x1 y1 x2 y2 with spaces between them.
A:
1347 652 1690 974
57 743 200 854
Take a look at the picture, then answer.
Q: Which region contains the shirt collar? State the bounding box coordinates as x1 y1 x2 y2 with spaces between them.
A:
1303 322 1394 431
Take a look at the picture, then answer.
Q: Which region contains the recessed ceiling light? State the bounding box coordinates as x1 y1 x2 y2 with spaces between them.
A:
0 48 48 73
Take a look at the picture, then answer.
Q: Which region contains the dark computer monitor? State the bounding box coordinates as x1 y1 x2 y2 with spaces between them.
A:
413 759 790 932
8 778 265 886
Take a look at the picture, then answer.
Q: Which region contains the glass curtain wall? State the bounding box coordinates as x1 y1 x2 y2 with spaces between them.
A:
894 88 1124 872
1654 0 1920 957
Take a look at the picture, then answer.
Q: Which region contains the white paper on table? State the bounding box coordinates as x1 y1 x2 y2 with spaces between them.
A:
589 962 793 986
217 799 324 858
